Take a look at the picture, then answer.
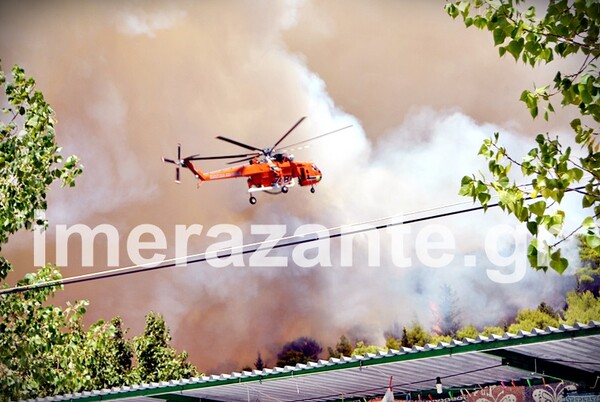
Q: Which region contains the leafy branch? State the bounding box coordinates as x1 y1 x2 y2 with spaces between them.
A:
0 62 83 268
448 0 600 274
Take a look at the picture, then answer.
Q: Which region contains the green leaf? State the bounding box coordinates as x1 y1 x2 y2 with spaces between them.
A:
583 194 596 208
582 216 596 230
527 239 542 268
477 191 491 205
493 28 506 45
571 168 584 182
459 181 473 196
529 200 547 216
473 15 488 29
445 3 459 19
478 142 492 157
550 255 569 274
526 221 538 235
506 38 524 61
525 6 536 19
586 234 600 249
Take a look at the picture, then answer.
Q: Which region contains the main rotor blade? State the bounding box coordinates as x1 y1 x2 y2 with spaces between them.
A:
215 136 262 152
185 152 257 161
227 156 256 165
276 124 352 151
271 116 307 151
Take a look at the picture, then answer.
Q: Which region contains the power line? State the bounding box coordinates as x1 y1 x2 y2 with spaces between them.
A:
0 186 587 295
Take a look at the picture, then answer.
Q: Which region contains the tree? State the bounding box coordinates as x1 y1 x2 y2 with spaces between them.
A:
327 335 353 358
0 266 92 400
576 234 600 294
432 284 462 337
430 334 453 344
254 351 265 370
351 341 384 356
385 336 400 350
537 301 559 319
400 322 432 348
83 317 134 390
132 312 198 383
562 290 600 324
507 304 560 333
482 326 506 336
0 62 82 279
276 337 322 367
0 61 85 400
456 324 480 340
448 0 600 273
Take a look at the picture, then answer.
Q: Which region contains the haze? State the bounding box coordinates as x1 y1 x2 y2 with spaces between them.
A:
0 1 584 373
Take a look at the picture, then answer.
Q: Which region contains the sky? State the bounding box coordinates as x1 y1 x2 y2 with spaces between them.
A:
0 0 586 374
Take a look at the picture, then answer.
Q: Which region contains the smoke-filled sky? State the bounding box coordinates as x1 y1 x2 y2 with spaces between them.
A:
0 1 586 373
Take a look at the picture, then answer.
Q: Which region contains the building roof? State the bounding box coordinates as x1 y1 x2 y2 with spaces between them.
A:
29 322 600 402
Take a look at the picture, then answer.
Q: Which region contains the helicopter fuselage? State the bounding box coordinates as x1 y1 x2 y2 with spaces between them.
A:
183 156 322 192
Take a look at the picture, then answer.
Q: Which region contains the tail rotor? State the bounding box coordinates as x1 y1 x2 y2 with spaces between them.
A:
176 143 181 182
162 143 182 183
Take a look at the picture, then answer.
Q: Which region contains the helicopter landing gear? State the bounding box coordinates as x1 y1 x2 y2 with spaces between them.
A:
281 186 288 194
249 196 257 205
310 186 315 193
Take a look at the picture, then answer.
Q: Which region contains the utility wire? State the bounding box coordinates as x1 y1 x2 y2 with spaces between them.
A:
0 185 587 295
1 202 492 295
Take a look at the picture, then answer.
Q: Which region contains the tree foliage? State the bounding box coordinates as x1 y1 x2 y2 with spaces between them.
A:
0 61 85 400
327 334 353 358
430 334 453 344
131 312 198 383
448 0 600 274
254 352 265 370
481 325 507 336
507 304 560 333
576 234 600 293
385 336 400 350
0 62 82 279
456 324 480 339
83 317 134 390
351 341 384 356
0 266 90 399
562 290 600 324
1 285 198 401
276 337 322 367
401 322 432 348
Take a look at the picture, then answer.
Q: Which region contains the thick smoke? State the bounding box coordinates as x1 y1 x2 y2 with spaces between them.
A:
0 1 582 373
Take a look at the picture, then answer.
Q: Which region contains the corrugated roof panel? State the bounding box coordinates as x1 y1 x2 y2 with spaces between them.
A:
26 323 600 402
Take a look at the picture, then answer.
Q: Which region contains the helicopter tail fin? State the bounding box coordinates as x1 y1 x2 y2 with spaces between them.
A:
185 162 209 182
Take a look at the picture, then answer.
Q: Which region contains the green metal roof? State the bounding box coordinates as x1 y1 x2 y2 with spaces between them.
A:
27 322 600 402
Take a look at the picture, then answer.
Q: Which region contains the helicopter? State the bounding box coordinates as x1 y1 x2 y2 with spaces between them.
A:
162 117 349 204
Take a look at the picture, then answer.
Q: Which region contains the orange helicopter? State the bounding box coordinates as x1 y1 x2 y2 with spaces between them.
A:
162 117 349 204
